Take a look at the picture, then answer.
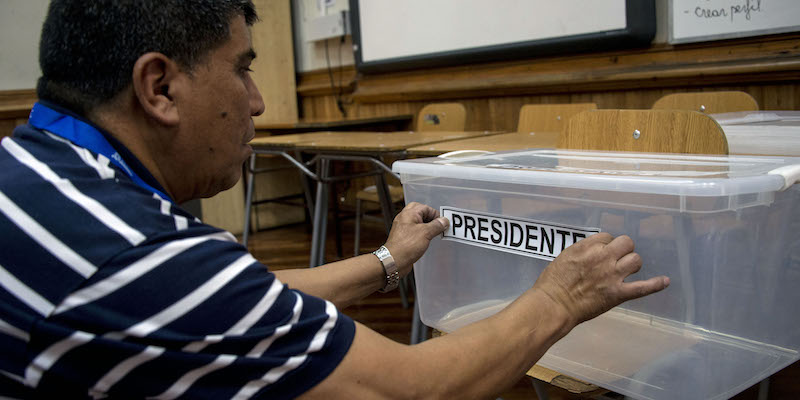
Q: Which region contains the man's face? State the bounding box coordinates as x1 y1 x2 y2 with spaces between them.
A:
177 15 265 199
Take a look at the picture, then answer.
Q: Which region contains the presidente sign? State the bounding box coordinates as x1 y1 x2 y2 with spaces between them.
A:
440 206 600 261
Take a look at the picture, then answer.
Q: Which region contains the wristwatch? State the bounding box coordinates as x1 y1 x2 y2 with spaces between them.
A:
373 245 399 293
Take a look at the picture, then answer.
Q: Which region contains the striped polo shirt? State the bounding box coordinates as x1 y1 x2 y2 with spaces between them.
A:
0 105 355 399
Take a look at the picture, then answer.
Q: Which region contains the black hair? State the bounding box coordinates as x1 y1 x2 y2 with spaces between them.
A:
37 0 258 115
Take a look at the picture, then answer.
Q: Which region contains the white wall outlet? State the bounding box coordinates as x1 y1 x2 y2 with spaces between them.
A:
305 11 350 42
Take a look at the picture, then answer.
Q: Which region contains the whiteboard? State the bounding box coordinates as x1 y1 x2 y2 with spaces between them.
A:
669 0 800 44
350 0 655 73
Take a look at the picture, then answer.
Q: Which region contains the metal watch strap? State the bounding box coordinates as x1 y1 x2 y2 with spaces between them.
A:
373 245 399 293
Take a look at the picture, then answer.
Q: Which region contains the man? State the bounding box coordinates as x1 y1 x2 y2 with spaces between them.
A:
0 1 669 398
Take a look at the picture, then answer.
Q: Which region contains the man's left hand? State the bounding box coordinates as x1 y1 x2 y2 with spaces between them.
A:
383 202 449 277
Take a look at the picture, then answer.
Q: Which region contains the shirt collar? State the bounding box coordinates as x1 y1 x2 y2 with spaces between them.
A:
37 99 171 201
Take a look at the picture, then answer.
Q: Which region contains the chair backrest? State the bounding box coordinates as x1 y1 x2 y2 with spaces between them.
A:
559 109 729 155
516 103 597 133
651 91 758 114
415 103 467 132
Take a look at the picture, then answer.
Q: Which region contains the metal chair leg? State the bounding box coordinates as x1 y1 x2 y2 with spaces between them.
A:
331 185 343 258
531 378 550 400
411 298 423 344
354 198 362 256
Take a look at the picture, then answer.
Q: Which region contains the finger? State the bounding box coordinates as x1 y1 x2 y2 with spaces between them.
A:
401 202 438 222
605 235 635 259
395 202 426 223
618 276 670 301
423 217 449 240
585 232 613 245
615 252 642 276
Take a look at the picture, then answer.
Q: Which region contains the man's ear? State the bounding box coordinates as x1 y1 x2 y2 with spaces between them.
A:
131 53 182 126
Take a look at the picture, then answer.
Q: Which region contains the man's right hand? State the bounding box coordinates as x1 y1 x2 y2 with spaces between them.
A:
533 233 670 327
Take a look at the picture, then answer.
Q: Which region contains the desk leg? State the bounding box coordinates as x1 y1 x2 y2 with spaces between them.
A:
410 297 425 344
295 150 315 229
242 154 257 247
674 215 696 324
373 171 395 234
758 377 770 400
310 159 330 268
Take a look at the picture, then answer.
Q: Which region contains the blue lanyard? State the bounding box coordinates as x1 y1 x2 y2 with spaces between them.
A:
28 102 173 202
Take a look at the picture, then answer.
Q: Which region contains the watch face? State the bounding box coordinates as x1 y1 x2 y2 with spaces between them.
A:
375 247 390 259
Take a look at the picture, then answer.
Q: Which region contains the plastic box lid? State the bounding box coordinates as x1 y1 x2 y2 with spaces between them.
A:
393 149 800 196
712 110 800 126
711 111 800 156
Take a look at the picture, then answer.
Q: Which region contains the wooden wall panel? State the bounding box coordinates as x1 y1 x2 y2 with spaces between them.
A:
300 84 800 134
0 88 37 138
250 0 298 125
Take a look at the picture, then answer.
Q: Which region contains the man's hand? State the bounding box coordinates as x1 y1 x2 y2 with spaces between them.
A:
383 202 449 277
533 233 670 327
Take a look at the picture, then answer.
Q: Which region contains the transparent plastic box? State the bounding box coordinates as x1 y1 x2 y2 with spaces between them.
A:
393 149 800 400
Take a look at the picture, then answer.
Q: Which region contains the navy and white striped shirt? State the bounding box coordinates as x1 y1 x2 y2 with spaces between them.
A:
0 106 355 398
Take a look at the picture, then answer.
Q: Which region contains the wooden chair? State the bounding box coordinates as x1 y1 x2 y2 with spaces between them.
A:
559 109 729 154
415 103 467 131
651 91 758 114
516 103 597 133
354 103 468 256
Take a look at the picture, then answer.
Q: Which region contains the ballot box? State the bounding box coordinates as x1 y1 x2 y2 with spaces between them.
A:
713 111 800 156
393 149 800 400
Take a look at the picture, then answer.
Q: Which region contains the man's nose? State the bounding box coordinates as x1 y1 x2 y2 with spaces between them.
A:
250 85 265 117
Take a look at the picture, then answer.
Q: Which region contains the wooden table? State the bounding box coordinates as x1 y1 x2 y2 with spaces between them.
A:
251 130 503 153
406 131 559 156
247 130 502 267
255 114 413 135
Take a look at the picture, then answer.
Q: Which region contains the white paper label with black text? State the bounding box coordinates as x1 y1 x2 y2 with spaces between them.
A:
440 206 600 261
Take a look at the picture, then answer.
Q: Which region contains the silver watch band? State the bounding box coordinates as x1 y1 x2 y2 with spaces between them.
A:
373 245 399 293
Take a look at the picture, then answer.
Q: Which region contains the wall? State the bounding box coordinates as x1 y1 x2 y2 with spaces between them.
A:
292 0 354 73
0 1 48 91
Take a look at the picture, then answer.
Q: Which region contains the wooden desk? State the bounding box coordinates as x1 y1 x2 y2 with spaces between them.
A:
251 130 502 152
255 114 413 135
406 131 559 156
248 130 501 267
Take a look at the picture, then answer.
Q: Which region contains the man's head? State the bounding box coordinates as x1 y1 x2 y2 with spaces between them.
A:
37 0 258 116
37 0 266 203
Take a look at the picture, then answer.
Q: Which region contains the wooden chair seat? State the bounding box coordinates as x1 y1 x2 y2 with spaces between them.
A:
356 184 405 204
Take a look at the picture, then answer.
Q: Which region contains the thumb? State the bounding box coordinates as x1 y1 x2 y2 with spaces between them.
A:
424 217 449 239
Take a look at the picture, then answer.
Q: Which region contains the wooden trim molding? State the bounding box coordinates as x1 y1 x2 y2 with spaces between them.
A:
348 34 800 103
0 89 37 119
296 65 357 97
